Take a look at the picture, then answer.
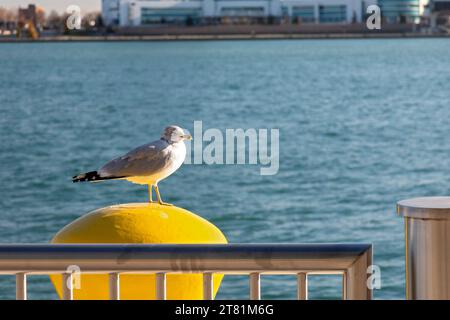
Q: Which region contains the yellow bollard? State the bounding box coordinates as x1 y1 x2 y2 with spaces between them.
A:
50 203 227 300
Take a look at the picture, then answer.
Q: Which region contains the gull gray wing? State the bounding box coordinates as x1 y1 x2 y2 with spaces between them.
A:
98 139 171 178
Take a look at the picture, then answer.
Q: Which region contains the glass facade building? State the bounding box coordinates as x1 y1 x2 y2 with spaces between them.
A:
319 5 347 23
378 0 421 23
220 7 265 17
103 0 378 26
292 6 316 22
141 7 201 24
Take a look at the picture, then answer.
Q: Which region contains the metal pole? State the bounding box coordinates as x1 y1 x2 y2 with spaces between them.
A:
0 244 372 274
203 273 214 300
249 273 261 300
342 273 347 300
398 197 450 299
155 272 166 300
62 273 73 300
16 273 27 300
344 248 372 300
109 273 120 300
297 272 308 300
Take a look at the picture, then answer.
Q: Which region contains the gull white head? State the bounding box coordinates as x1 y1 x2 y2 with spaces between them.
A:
161 125 192 143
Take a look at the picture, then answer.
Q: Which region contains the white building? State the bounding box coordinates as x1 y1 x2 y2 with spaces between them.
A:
102 0 379 26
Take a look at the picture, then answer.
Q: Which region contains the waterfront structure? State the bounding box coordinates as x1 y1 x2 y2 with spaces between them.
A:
18 4 38 27
430 0 450 10
428 0 450 27
378 0 421 23
102 0 381 26
16 4 42 39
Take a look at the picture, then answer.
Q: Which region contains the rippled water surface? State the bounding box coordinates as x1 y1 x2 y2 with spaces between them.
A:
1 39 450 299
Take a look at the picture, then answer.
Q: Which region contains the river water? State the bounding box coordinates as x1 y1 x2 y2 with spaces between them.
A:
1 39 450 299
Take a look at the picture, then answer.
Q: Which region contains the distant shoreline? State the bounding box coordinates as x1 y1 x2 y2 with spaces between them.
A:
1 33 449 42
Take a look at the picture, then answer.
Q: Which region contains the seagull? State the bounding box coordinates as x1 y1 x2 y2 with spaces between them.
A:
72 125 192 205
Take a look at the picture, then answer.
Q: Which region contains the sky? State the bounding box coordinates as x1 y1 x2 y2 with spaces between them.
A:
1 0 100 13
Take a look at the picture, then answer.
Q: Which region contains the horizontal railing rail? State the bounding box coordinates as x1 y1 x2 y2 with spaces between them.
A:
0 243 372 300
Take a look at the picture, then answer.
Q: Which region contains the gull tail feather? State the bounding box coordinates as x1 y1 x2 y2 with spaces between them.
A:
72 171 124 183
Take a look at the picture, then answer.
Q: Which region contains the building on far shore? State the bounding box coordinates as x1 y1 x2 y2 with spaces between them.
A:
17 4 43 38
102 0 390 26
428 0 450 28
18 4 38 27
378 0 421 23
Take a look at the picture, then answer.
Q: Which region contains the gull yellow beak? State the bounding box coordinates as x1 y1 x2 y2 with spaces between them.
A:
183 134 193 141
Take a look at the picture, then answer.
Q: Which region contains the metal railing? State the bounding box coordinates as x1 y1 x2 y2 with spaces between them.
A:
0 243 372 300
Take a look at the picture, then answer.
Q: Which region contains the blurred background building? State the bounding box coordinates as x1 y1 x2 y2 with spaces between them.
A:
17 4 43 38
101 0 429 26
427 0 450 30
0 4 102 38
1 0 448 37
378 0 421 23
0 6 18 35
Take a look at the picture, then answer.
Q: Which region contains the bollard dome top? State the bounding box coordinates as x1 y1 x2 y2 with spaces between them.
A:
397 197 450 219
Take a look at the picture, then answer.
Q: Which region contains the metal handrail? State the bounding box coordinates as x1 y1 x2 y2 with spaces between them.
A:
0 243 373 300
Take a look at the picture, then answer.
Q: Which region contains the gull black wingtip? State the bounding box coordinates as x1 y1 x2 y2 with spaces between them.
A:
73 171 125 183
72 171 100 183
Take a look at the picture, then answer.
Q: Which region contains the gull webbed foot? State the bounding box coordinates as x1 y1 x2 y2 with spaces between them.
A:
154 185 172 206
158 201 173 206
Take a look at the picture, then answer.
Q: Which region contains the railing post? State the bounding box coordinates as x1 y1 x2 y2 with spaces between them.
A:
342 273 347 300
297 272 308 300
155 273 166 300
249 273 261 300
203 273 214 300
109 273 120 300
62 273 73 300
16 273 27 300
345 248 372 300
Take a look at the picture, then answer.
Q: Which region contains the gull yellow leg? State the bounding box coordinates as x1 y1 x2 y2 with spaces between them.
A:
148 184 153 203
154 184 172 206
